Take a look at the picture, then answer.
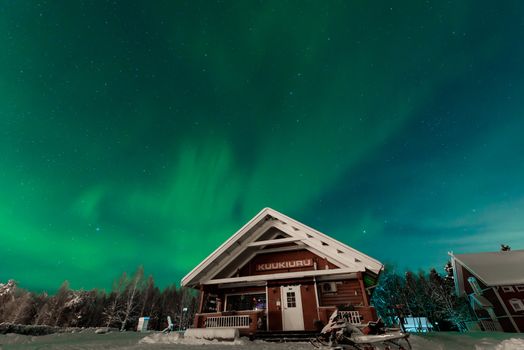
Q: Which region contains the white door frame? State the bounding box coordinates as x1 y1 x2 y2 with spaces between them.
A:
281 285 304 331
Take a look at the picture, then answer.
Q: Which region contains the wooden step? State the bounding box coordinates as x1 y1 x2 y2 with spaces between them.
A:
251 330 318 342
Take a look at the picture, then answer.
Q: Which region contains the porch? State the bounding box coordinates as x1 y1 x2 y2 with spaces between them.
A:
193 307 374 336
193 310 265 335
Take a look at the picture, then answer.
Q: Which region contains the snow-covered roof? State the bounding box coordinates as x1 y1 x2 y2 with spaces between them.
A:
181 207 383 288
453 250 524 286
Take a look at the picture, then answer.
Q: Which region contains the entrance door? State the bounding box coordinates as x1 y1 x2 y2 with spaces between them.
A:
281 285 304 331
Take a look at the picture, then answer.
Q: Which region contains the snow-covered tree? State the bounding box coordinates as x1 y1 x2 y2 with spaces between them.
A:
1 267 198 331
104 272 127 328
119 266 145 331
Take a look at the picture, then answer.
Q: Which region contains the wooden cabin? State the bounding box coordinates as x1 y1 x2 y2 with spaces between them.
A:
181 208 384 335
450 249 524 332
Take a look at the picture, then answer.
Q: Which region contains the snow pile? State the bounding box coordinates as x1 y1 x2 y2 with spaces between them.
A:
494 338 524 350
185 328 239 341
410 333 524 350
139 331 247 346
0 323 60 336
139 332 183 344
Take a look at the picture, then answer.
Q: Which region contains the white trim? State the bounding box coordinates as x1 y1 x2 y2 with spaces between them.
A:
182 208 383 287
509 299 524 312
227 243 349 280
449 252 465 296
313 277 321 321
217 281 266 289
516 285 524 292
248 237 304 247
502 286 515 293
205 315 251 328
271 209 383 270
198 219 277 286
493 287 520 332
203 219 306 284
181 209 272 286
281 285 304 331
205 268 359 285
265 284 269 331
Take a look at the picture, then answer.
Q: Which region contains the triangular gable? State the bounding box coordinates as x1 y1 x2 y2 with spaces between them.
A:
181 207 383 287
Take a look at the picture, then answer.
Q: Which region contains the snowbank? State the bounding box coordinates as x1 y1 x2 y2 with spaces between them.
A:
0 323 60 336
185 328 239 341
139 332 183 344
495 338 524 350
139 330 245 346
409 333 524 350
2 330 524 349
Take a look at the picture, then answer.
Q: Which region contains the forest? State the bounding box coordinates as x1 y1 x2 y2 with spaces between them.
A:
1 263 475 333
371 262 475 331
0 266 198 332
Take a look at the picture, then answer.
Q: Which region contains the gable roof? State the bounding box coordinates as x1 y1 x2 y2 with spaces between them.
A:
452 249 524 286
181 207 383 288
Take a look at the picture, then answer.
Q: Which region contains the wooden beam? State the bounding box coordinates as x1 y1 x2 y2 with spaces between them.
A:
204 268 361 285
247 237 303 247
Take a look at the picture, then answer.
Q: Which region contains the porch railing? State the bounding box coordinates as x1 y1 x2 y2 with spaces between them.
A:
479 319 501 332
205 315 251 328
338 311 362 325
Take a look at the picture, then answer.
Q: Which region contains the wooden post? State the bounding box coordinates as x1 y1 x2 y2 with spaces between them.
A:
357 272 369 306
198 285 205 313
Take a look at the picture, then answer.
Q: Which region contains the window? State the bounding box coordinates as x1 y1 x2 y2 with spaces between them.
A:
203 293 218 313
502 286 515 293
516 285 524 292
225 293 266 311
509 299 524 312
286 292 296 308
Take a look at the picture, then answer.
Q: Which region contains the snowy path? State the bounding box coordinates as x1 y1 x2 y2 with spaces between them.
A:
1 331 524 350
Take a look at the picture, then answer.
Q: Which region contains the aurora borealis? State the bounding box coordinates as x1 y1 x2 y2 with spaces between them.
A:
1 1 524 292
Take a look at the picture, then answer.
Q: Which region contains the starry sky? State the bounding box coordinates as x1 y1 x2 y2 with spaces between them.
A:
1 1 524 292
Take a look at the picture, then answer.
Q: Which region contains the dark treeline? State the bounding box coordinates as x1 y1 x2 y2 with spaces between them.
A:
0 266 198 331
371 263 475 332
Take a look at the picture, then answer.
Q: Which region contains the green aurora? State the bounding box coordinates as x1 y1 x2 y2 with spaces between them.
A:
1 1 524 291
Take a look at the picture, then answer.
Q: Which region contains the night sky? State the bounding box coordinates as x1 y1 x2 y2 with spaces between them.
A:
2 1 524 292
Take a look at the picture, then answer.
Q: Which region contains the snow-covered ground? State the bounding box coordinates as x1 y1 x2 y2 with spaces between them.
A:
1 331 524 350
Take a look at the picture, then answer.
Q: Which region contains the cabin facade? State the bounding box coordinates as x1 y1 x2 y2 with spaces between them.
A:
181 208 384 335
449 250 524 332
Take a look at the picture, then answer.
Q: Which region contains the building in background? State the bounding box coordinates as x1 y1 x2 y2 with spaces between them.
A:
182 207 384 335
449 250 524 332
394 316 434 332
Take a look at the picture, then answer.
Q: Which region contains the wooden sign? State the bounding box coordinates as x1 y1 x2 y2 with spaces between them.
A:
256 258 313 271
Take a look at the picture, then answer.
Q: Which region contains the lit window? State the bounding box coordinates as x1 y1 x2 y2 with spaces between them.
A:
509 299 524 312
502 286 515 293
225 293 266 311
203 293 218 313
516 285 524 292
